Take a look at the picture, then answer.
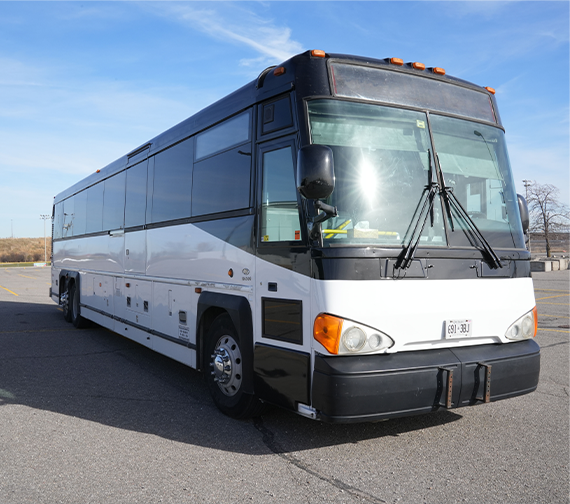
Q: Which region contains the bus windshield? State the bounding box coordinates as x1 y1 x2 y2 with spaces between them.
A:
307 99 524 249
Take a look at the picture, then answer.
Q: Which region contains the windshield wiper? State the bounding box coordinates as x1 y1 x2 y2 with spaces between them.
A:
440 183 503 269
396 150 438 270
396 150 503 271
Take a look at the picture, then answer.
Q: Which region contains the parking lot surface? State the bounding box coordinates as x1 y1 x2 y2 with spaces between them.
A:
0 266 568 503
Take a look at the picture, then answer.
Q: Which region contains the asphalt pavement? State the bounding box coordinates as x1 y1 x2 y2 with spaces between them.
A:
0 266 567 504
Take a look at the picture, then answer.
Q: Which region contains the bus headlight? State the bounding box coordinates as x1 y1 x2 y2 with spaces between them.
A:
314 314 394 355
505 307 537 340
342 327 367 352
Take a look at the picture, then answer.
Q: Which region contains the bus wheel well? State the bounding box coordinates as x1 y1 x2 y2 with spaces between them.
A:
59 271 80 297
59 275 69 297
59 271 80 323
198 306 227 369
196 292 254 396
59 275 73 322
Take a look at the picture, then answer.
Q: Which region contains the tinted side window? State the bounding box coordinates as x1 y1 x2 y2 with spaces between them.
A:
73 190 87 236
196 112 250 160
85 183 104 234
261 146 301 242
63 197 74 238
125 160 148 228
53 202 63 239
151 138 193 223
192 146 251 217
103 171 126 231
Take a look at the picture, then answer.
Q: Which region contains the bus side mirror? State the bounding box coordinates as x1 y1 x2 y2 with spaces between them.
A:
296 145 335 200
517 194 530 233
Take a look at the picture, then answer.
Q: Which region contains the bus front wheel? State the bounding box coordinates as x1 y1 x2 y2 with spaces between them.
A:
205 314 265 419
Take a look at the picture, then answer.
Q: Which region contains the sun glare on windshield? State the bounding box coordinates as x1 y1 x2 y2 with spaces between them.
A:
359 159 378 204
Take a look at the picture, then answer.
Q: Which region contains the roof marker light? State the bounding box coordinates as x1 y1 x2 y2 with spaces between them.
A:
390 57 404 66
432 67 446 75
311 49 326 58
273 66 286 76
485 86 496 95
412 62 426 70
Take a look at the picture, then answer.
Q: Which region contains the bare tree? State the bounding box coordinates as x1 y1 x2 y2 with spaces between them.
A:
525 181 570 257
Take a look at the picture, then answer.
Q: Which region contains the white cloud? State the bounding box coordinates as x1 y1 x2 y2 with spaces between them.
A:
153 3 304 67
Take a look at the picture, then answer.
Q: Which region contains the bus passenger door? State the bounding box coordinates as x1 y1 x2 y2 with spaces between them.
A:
254 139 312 411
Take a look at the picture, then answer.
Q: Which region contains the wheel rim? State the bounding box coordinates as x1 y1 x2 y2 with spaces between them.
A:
211 335 242 397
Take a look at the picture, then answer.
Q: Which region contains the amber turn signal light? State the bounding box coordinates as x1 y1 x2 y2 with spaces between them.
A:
314 314 344 354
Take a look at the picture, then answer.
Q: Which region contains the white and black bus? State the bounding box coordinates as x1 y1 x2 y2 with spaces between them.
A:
51 50 540 423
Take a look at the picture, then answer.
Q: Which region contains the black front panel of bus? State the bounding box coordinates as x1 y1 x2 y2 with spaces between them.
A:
310 254 531 281
254 344 310 410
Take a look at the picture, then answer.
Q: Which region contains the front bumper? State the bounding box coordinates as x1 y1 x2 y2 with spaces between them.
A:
312 339 540 423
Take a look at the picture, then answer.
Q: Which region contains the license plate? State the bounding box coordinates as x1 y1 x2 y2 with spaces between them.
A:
445 319 472 339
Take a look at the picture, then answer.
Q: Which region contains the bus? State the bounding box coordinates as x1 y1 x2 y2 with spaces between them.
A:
50 50 540 423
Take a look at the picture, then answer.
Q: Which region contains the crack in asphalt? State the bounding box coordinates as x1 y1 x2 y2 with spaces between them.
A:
253 417 387 504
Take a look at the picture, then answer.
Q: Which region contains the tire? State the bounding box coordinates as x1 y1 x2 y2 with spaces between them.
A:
70 282 89 329
62 283 72 323
205 314 265 419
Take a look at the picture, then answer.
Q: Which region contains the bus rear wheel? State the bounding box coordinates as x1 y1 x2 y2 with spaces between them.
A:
69 282 89 329
205 314 265 419
62 283 72 323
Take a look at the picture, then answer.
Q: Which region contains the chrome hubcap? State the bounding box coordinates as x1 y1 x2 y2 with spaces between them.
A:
61 291 69 314
210 335 242 397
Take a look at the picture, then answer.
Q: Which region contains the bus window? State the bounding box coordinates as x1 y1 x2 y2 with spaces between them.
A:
53 202 63 240
192 146 251 217
430 115 524 249
261 146 301 242
103 171 126 231
196 111 250 160
125 160 148 229
62 197 74 238
85 183 104 234
150 138 193 224
73 190 87 236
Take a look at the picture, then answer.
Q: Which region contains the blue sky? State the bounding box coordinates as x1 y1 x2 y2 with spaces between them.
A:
1 0 568 238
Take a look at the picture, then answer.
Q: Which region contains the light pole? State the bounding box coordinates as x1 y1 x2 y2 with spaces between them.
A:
522 179 531 201
40 215 51 265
